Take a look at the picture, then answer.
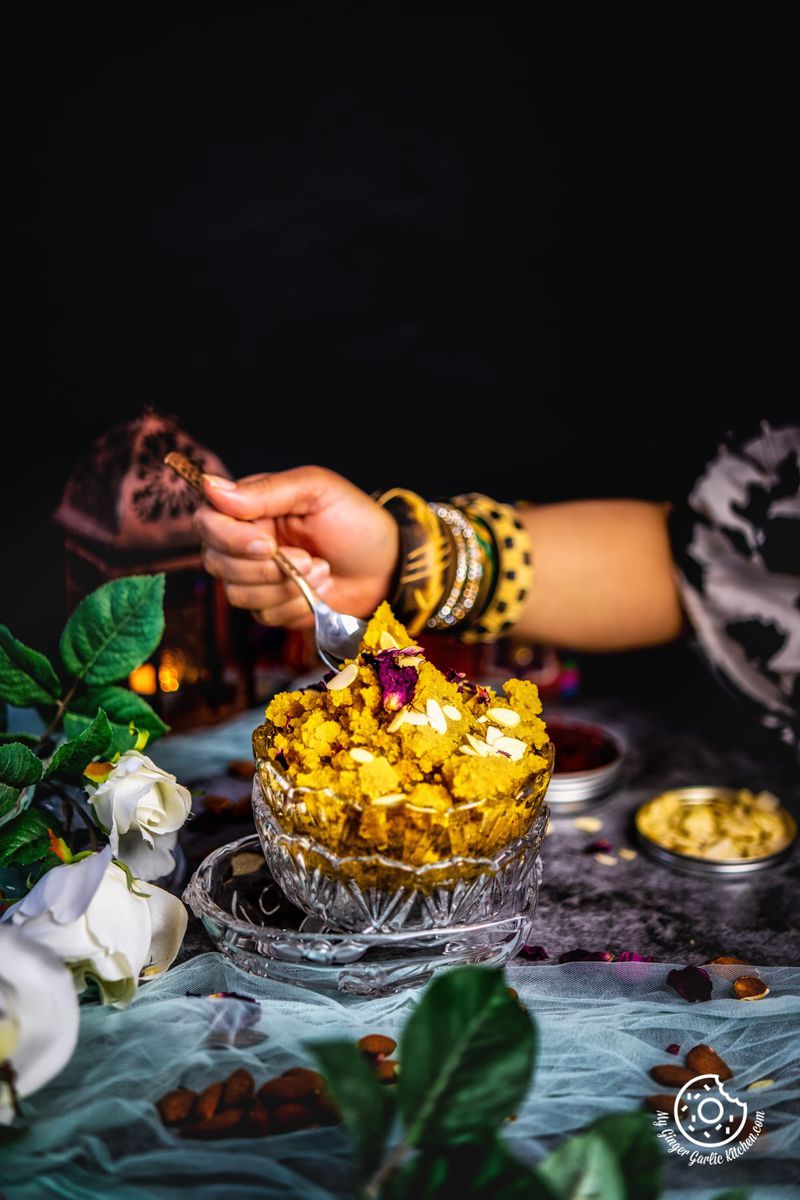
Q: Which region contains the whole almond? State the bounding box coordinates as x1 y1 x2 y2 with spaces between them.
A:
156 1088 197 1127
644 1094 690 1118
708 955 748 965
733 975 770 1000
685 1044 732 1081
181 1108 243 1139
274 1102 315 1131
375 1059 399 1084
243 1099 271 1137
222 1067 255 1109
279 1067 326 1096
196 1080 224 1120
358 1034 397 1059
649 1064 697 1087
258 1075 316 1106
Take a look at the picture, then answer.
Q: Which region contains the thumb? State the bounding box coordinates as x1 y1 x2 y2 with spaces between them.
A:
202 466 327 521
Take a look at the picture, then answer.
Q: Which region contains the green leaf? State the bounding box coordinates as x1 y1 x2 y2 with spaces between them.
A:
384 1140 554 1200
0 732 40 747
64 712 139 756
72 685 169 739
309 1039 394 1179
0 743 44 825
45 710 113 779
0 625 61 705
59 574 165 685
397 966 536 1148
585 1114 662 1200
0 808 51 868
536 1131 626 1200
10 835 52 868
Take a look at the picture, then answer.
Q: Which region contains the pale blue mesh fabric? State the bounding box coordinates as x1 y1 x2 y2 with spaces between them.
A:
2 955 798 1200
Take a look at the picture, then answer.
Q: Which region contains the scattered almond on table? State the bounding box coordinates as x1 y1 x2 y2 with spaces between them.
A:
732 974 770 1000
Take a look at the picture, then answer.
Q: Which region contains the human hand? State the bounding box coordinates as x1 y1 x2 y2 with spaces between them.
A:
193 466 399 628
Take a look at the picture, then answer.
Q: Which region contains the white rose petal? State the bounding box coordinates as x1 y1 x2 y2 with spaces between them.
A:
87 751 192 880
0 927 80 1123
1 852 186 1008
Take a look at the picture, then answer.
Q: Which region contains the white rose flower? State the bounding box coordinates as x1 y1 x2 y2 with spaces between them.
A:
0 926 80 1124
87 750 192 881
0 846 187 1008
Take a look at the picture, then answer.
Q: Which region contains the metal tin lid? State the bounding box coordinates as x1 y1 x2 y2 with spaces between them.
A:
635 786 798 876
545 718 625 812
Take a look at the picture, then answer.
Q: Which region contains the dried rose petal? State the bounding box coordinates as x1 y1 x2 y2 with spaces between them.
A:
372 651 419 712
558 949 614 963
585 838 613 854
616 952 653 962
520 944 549 961
666 965 713 1003
666 1043 680 1055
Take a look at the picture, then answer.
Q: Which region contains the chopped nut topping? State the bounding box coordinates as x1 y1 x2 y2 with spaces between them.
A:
573 816 603 833
397 655 422 668
325 662 359 691
494 735 526 761
426 698 448 733
404 710 429 726
349 747 375 763
442 704 462 721
371 793 406 806
618 847 638 860
466 734 490 757
459 746 478 756
487 706 521 728
379 631 399 650
593 852 618 867
387 708 408 733
485 725 503 746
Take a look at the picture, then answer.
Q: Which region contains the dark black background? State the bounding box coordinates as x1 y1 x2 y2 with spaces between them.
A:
3 4 793 688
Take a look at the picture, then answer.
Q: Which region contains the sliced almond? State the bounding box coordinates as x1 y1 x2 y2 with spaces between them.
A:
426 698 448 734
379 631 399 650
398 655 422 668
466 734 490 757
325 662 358 691
477 715 489 723
442 704 462 721
746 1079 775 1091
404 710 429 727
349 747 374 764
485 725 503 746
618 847 638 861
371 793 406 806
387 708 408 733
494 736 526 761
573 816 602 833
487 707 521 728
593 852 618 867
459 746 478 756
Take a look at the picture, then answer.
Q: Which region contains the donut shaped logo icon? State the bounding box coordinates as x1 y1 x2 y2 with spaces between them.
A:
674 1074 748 1148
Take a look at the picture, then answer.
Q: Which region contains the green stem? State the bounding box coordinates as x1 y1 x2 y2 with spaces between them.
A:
35 678 79 751
364 1140 410 1199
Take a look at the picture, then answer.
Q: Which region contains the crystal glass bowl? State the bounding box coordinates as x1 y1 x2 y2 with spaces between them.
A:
252 772 550 933
183 835 541 996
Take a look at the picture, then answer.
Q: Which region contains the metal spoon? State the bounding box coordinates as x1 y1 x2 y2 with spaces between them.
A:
164 452 367 672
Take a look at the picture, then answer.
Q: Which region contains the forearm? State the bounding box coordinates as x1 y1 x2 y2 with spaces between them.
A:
513 500 684 651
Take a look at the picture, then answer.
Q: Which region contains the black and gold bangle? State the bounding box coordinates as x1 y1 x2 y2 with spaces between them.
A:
450 493 533 643
426 502 483 629
374 488 451 636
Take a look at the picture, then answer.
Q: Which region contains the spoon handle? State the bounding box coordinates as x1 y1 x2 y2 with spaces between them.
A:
163 451 322 614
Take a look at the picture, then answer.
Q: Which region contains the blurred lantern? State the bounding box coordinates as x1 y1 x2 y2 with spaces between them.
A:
54 408 258 729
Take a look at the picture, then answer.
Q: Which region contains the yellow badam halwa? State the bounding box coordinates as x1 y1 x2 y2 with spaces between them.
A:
262 602 548 810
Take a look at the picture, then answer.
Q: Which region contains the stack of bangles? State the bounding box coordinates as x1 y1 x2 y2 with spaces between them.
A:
375 488 533 642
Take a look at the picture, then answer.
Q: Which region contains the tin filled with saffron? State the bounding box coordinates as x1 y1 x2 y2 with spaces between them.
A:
544 717 625 812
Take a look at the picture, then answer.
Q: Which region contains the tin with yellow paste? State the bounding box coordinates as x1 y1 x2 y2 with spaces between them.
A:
635 786 797 876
